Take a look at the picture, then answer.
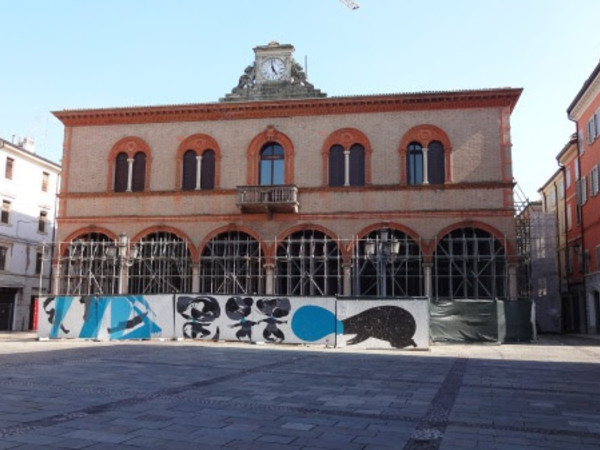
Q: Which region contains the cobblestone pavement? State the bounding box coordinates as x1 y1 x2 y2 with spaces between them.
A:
0 333 598 449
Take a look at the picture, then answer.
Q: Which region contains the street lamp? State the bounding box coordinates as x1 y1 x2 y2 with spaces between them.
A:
365 230 400 297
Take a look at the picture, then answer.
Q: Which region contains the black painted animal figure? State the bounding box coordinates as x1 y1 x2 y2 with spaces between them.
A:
342 305 417 348
176 296 220 339
256 297 291 343
226 296 257 341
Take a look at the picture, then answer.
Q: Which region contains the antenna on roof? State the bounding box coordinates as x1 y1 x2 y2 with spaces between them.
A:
339 0 359 9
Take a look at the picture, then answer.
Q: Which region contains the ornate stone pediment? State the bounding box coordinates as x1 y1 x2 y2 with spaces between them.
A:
220 42 326 102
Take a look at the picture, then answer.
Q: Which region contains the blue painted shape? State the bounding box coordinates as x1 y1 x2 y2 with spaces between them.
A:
291 305 343 342
109 296 162 340
79 297 109 339
50 296 73 339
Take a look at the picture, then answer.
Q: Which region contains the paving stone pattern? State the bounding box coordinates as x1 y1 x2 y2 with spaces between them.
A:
0 334 598 449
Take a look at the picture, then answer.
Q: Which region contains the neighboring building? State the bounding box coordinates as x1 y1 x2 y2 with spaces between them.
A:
0 137 60 331
51 42 522 309
567 59 600 334
538 167 567 331
520 198 561 333
554 135 587 332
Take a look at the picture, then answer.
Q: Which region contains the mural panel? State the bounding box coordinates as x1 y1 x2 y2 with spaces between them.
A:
335 300 429 349
39 295 429 348
38 295 173 340
173 295 337 345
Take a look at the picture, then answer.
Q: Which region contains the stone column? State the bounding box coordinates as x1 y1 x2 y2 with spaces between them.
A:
126 158 134 192
343 149 350 187
52 262 61 295
423 262 433 298
422 147 429 185
118 262 129 295
343 262 352 297
191 263 200 293
265 263 274 295
195 155 203 190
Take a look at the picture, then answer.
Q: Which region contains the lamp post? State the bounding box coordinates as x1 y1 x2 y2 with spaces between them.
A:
115 233 139 295
365 230 400 297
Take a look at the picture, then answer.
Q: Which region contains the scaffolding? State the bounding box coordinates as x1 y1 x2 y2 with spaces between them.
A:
58 234 119 295
433 228 507 300
275 230 342 296
352 228 423 297
54 223 512 300
199 231 265 295
514 183 534 299
128 233 192 294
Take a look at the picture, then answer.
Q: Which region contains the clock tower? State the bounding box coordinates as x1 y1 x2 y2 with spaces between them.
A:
221 41 326 102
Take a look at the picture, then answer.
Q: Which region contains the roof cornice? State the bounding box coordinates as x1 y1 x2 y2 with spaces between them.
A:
0 138 61 170
52 88 522 127
567 59 600 119
556 134 578 164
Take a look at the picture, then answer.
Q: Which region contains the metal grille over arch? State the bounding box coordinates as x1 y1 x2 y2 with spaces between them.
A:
352 228 423 297
59 232 119 295
128 232 192 294
199 231 264 295
275 230 343 296
433 227 507 300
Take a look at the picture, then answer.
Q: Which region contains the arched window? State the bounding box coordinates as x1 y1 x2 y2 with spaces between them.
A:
328 145 345 187
352 228 423 297
260 143 285 185
182 149 216 191
433 227 506 299
114 153 128 192
349 144 365 186
199 231 264 295
399 125 451 185
132 152 146 192
275 229 342 296
109 137 151 192
407 142 423 185
327 142 366 187
182 150 197 191
428 140 445 185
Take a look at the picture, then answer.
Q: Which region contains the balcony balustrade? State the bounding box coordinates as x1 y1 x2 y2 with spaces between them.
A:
236 185 299 213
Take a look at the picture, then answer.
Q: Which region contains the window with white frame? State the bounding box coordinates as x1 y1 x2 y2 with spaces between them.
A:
591 166 599 197
38 210 48 233
557 180 564 199
35 251 43 274
0 245 7 270
587 118 594 145
41 171 50 192
566 166 571 188
1 200 10 224
4 157 14 180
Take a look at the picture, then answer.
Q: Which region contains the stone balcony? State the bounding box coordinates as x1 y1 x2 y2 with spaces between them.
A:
236 185 299 213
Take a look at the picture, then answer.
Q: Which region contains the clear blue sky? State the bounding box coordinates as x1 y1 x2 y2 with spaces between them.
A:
2 0 600 200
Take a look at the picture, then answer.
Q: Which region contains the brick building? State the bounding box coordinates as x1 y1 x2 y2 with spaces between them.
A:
566 59 600 333
51 42 522 307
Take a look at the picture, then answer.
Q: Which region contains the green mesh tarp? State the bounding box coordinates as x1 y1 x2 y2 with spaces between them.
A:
503 299 534 342
430 299 533 343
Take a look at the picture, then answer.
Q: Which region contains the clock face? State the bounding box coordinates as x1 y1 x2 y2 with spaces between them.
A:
260 57 286 81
